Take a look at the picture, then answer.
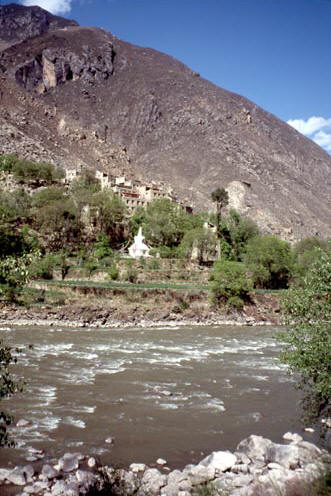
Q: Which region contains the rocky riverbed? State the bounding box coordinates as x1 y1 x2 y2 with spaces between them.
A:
0 433 330 496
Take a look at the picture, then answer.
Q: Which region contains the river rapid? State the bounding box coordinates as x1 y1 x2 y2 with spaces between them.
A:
0 324 313 470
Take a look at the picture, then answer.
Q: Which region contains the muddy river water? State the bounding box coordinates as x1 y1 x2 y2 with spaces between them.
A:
0 324 312 469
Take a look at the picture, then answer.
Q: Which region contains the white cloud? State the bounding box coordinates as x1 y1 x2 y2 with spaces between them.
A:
21 0 73 14
314 130 331 154
287 116 331 155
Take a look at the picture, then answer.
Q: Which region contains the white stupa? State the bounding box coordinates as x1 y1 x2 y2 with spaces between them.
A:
128 227 150 258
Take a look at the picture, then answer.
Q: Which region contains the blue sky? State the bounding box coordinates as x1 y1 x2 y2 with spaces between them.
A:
3 0 331 153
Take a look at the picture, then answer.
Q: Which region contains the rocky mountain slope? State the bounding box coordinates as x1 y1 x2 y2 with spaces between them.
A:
0 4 330 240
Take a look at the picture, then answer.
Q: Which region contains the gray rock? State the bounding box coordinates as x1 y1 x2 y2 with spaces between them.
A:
184 465 215 485
6 468 26 486
0 468 10 481
232 464 250 474
87 457 96 468
283 432 303 444
105 436 114 444
51 480 66 496
157 458 167 466
236 435 272 461
129 463 146 473
121 470 140 495
200 451 237 472
140 468 167 495
41 464 59 480
76 469 96 490
57 453 80 472
265 443 300 469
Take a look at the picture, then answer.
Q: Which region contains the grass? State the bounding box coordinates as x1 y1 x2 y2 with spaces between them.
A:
45 279 209 292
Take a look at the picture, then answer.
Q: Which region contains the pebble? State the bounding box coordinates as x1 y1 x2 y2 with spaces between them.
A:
105 436 114 444
157 458 167 465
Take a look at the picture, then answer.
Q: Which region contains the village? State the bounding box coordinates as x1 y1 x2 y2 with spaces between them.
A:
64 166 193 214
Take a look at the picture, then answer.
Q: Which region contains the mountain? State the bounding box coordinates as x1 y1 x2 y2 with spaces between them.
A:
0 3 78 51
0 4 330 241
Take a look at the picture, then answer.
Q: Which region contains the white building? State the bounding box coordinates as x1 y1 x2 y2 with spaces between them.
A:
128 227 150 258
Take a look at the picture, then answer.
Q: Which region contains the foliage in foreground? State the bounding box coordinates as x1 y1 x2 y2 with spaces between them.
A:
0 340 24 447
280 248 331 423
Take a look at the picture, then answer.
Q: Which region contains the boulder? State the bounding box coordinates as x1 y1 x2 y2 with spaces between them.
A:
129 463 146 473
184 465 215 485
265 443 300 469
41 464 59 480
56 453 80 472
236 435 272 461
139 468 167 495
200 451 237 472
283 432 303 444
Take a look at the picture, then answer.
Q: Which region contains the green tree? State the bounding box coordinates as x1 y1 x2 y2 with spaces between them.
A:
293 237 329 285
209 260 252 309
211 187 229 237
226 210 259 261
134 199 196 248
178 227 218 264
244 235 294 289
0 340 24 447
90 190 127 240
280 248 331 423
32 187 82 251
0 251 40 302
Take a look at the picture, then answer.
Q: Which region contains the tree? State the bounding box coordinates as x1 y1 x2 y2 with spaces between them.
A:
293 237 330 285
211 188 229 237
0 340 24 447
209 260 252 309
178 227 218 264
132 199 197 248
244 235 294 289
0 251 40 301
226 210 259 261
90 190 127 240
32 187 82 251
280 249 331 423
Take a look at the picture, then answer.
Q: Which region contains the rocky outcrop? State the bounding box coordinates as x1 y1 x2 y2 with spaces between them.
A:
0 434 330 496
0 3 78 51
15 44 114 93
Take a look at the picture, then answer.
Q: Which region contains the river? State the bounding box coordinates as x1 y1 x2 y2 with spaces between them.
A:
0 324 313 470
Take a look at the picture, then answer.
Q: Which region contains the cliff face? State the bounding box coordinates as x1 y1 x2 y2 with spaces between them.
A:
0 5 330 240
0 3 78 50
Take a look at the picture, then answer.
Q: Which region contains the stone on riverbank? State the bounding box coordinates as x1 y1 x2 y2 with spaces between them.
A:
1 434 330 495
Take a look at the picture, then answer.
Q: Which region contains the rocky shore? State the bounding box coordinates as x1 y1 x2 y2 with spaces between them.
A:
0 302 279 330
0 433 330 496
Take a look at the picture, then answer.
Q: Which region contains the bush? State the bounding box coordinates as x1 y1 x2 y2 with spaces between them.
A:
244 235 294 289
210 260 252 309
0 339 24 447
123 267 138 283
108 263 119 281
30 253 57 280
280 248 331 423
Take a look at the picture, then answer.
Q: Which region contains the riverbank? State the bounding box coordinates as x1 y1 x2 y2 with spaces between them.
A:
0 433 330 496
0 289 281 329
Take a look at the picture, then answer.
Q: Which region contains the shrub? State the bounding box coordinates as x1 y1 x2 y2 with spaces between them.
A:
123 267 138 283
108 263 119 281
148 258 161 270
280 248 331 423
0 339 24 447
30 253 57 280
210 260 252 309
244 235 294 289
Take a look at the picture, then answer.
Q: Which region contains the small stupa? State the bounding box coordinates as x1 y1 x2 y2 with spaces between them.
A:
128 227 150 258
